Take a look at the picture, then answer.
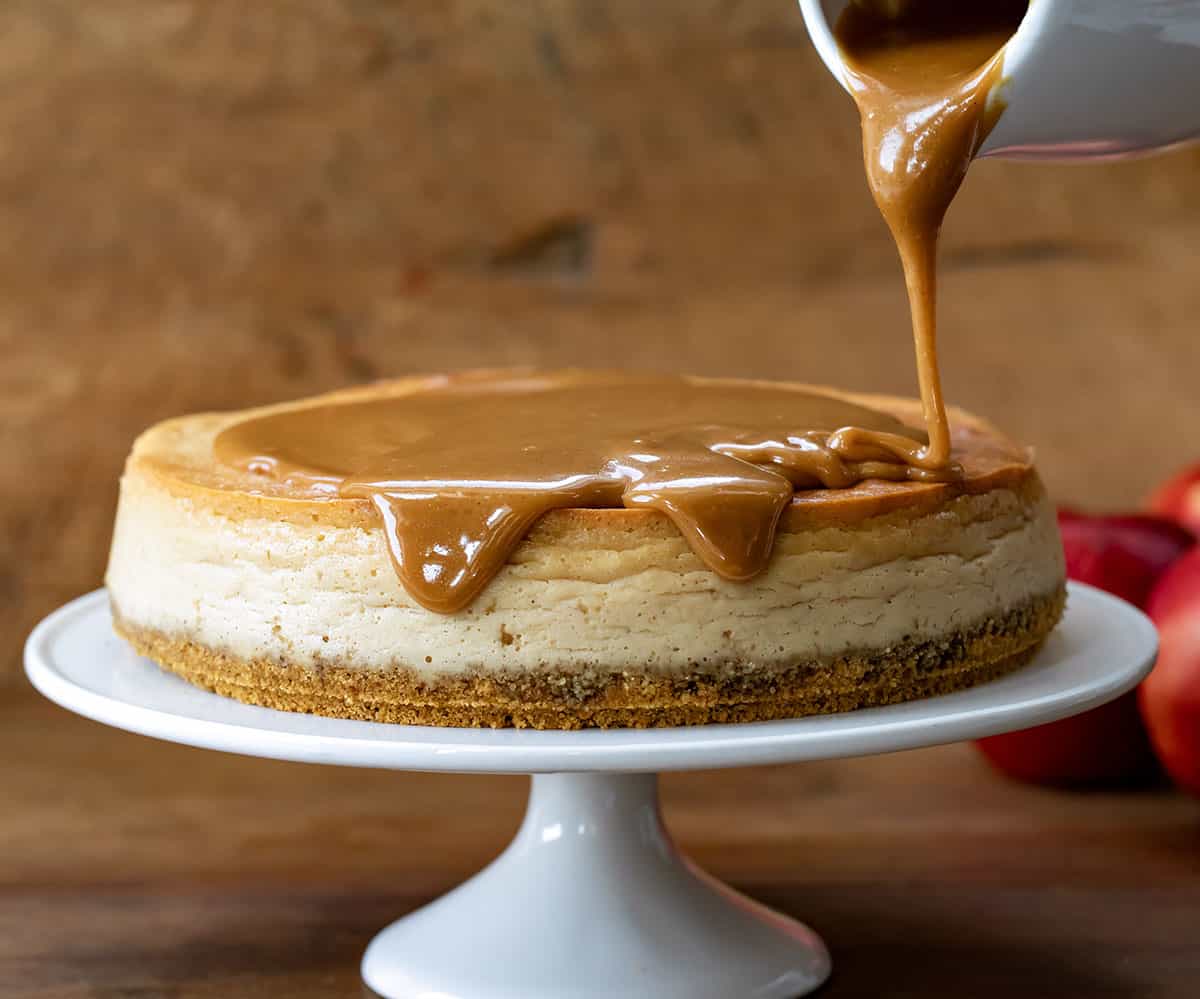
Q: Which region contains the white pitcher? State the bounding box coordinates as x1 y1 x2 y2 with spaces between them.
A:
798 0 1200 159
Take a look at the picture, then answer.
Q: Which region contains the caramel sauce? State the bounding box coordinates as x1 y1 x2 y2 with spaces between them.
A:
834 0 1025 468
215 2 1027 614
215 372 939 612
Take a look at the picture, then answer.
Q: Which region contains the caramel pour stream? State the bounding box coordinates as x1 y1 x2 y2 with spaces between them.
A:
834 0 1025 468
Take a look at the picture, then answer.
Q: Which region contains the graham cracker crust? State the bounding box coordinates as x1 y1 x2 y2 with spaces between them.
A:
111 587 1065 729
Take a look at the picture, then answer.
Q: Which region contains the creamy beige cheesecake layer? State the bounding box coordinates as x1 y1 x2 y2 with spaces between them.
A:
112 592 1062 729
107 462 1063 678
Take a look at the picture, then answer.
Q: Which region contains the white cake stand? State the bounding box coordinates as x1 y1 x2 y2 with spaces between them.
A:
25 583 1155 999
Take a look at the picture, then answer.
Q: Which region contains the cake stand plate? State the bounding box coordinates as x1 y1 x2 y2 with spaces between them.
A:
26 583 1156 999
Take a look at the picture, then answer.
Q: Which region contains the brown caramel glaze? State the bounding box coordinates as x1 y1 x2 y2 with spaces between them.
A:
835 0 1026 468
215 370 975 613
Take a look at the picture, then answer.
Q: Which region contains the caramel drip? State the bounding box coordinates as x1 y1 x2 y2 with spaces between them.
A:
834 0 1025 469
215 372 944 613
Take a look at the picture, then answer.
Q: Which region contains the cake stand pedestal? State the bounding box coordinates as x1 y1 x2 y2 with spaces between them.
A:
25 583 1156 999
364 771 830 998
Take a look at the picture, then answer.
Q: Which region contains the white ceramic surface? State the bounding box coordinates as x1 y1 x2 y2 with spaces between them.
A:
364 772 832 999
24 583 1156 998
798 0 1200 159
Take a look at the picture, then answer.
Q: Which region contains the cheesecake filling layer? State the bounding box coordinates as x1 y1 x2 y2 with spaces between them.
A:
111 597 1061 729
107 471 1064 680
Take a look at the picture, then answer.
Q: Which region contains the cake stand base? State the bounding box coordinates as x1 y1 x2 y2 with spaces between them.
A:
363 772 829 999
25 585 1158 998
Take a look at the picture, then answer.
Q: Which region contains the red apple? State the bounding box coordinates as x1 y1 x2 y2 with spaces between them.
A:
976 693 1158 786
1147 463 1200 536
976 510 1193 787
1139 616 1200 796
1057 512 1195 607
1146 545 1200 626
1140 551 1200 796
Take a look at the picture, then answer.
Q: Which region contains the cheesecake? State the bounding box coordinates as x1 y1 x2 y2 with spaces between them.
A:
105 371 1065 728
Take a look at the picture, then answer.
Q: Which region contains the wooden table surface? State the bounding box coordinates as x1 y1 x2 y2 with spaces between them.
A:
3 681 1198 998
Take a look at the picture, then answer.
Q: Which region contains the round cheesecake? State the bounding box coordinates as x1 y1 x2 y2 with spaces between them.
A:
105 375 1065 729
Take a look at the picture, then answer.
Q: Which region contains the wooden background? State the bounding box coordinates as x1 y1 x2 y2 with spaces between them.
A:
3 4 1200 995
3 0 1200 686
